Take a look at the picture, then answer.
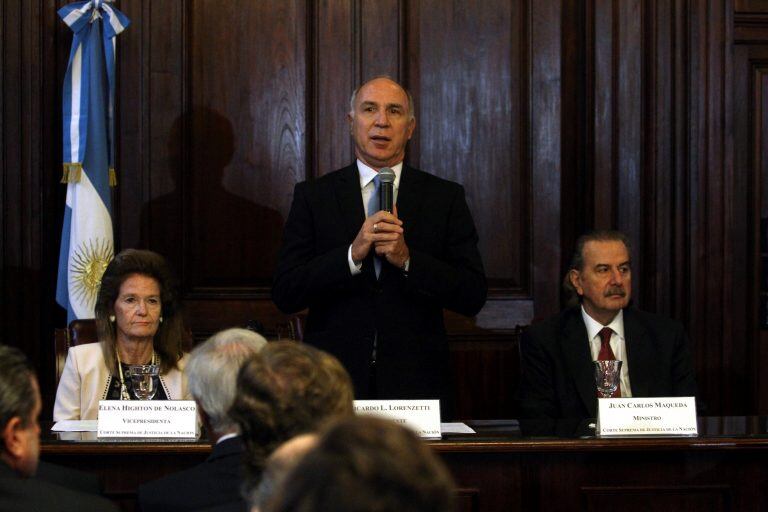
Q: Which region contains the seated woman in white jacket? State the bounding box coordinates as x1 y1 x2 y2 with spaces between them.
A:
54 249 190 421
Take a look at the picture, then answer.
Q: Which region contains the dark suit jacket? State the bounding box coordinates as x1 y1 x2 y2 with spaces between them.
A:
138 437 249 512
0 462 118 512
517 306 697 427
273 164 487 408
35 460 102 495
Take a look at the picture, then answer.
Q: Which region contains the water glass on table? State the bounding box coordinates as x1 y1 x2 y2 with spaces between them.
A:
594 360 622 398
128 364 160 400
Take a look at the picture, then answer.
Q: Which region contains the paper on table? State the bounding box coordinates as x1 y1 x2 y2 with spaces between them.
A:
52 420 98 432
441 422 476 434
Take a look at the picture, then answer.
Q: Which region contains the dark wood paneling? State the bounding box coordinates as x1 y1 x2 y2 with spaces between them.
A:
41 421 768 512
582 487 730 512
406 0 528 294
0 0 62 413
185 0 305 291
5 0 768 419
736 0 768 13
530 0 563 320
314 0 355 176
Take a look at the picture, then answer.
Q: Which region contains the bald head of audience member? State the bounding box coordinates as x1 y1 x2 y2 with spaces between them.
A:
229 341 355 484
186 328 268 441
264 416 456 512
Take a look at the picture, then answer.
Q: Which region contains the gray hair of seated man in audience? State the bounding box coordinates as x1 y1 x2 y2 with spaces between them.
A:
186 328 268 436
0 344 38 477
265 416 456 512
0 344 35 438
0 345 35 433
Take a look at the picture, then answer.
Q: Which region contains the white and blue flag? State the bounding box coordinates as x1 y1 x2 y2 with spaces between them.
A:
56 1 129 322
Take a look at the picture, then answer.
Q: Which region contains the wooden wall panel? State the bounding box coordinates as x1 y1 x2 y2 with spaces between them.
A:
314 0 355 176
530 0 563 321
586 0 651 309
406 0 527 294
758 65 768 411
0 0 62 411
5 0 768 418
735 0 768 13
360 0 402 80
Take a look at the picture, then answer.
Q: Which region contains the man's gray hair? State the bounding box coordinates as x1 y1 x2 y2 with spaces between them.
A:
348 76 415 121
187 328 268 435
568 230 632 272
0 344 35 434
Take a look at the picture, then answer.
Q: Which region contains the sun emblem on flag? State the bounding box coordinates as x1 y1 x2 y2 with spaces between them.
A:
70 238 113 310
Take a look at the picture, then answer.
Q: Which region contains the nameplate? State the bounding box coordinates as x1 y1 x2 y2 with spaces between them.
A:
353 399 441 438
597 396 697 437
97 400 198 439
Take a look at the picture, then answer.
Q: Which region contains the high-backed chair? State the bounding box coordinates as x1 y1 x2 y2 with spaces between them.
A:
54 319 98 385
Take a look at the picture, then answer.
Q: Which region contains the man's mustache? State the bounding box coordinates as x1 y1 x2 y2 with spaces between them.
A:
604 287 626 297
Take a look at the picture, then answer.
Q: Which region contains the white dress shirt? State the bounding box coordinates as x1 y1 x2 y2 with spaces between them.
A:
581 306 633 397
347 159 405 274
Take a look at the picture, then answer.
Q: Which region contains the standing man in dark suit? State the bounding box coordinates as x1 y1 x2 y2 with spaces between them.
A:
517 230 696 431
0 344 118 512
273 77 487 413
138 328 267 512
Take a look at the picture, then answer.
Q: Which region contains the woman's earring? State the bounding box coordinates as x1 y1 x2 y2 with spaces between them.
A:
159 316 164 323
109 315 116 323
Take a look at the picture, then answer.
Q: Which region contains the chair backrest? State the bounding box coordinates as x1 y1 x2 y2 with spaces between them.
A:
245 315 305 343
54 319 99 385
276 315 304 342
69 319 99 346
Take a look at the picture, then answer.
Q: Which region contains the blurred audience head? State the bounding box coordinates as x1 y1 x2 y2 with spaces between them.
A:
0 344 41 478
250 433 318 511
264 416 456 512
229 341 354 490
186 328 268 438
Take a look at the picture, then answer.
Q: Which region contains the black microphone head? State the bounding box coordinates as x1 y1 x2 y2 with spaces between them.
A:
378 168 396 213
378 167 396 184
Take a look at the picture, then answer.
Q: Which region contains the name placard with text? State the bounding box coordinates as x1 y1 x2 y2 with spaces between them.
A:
353 399 441 438
597 396 697 437
97 400 198 439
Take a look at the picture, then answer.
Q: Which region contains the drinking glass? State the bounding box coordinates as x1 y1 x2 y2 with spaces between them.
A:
128 364 160 400
594 360 622 398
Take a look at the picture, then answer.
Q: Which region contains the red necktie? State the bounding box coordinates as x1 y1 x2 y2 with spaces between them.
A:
597 327 621 397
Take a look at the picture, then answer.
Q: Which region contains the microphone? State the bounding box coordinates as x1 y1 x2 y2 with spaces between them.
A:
378 167 396 213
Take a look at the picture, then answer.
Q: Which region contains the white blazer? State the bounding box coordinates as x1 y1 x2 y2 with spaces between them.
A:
53 342 190 421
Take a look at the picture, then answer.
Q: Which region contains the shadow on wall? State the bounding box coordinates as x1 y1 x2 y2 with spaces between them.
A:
139 107 284 288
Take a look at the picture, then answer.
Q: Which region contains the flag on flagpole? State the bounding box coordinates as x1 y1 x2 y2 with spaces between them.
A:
56 1 130 323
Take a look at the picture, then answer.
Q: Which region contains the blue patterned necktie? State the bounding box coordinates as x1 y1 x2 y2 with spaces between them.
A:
367 175 382 278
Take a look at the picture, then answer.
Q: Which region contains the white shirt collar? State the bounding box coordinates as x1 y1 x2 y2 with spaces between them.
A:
581 305 625 341
216 432 239 445
356 159 403 190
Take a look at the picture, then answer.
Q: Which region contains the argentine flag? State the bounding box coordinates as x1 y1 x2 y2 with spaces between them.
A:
56 1 129 323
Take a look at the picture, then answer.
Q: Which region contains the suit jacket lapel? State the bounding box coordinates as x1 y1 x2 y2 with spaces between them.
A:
623 309 652 397
335 163 379 282
560 310 598 417
377 164 425 283
395 165 426 231
335 164 366 242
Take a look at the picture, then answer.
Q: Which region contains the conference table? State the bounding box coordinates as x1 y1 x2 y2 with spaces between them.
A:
41 417 768 512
